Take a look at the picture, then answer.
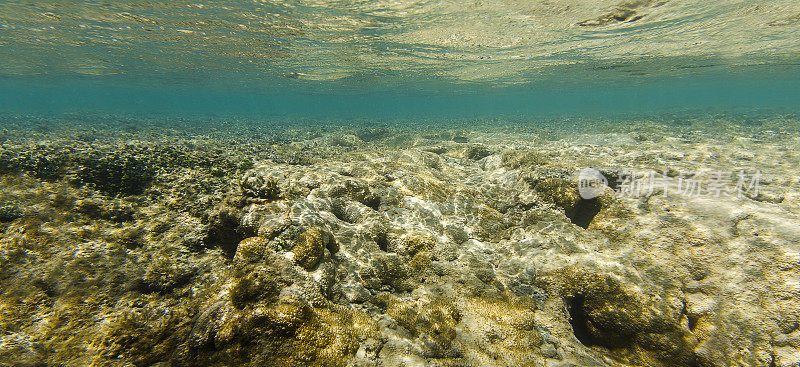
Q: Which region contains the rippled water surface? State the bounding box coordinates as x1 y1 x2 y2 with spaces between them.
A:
1 0 799 112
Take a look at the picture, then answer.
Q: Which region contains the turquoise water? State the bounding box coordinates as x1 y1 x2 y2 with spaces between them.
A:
1 0 799 118
3 66 799 118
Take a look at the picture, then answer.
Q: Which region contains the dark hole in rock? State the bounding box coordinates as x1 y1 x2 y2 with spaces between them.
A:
680 302 700 332
0 205 23 222
330 200 359 224
32 279 58 297
688 314 699 332
205 212 251 258
362 195 381 210
331 202 347 222
567 294 599 347
602 170 621 191
568 198 603 229
376 232 390 252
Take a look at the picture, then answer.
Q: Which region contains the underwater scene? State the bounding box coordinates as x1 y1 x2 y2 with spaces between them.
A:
1 1 800 366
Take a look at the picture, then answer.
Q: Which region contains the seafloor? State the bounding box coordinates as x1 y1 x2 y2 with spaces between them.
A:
0 112 798 367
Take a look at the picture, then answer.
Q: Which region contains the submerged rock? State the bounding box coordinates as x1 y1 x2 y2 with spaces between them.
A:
526 173 609 228
0 116 797 367
293 227 331 270
0 204 23 222
556 268 696 366
462 144 493 160
241 170 282 200
74 152 154 196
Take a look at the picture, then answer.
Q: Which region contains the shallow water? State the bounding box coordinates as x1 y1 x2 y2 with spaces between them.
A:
1 2 800 367
1 0 799 117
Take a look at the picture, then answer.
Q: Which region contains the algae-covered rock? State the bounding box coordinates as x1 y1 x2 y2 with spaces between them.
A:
294 227 329 270
586 193 635 242
526 173 610 229
116 226 145 249
526 174 582 214
193 297 377 367
75 152 154 196
102 304 194 366
455 294 545 365
473 206 511 242
369 253 413 292
444 224 469 244
241 170 282 200
138 255 196 294
230 268 279 309
325 177 380 209
0 204 23 222
378 294 463 358
234 236 271 263
554 268 697 367
355 126 392 142
29 154 68 180
73 197 135 222
462 144 493 160
501 149 549 169
396 232 435 257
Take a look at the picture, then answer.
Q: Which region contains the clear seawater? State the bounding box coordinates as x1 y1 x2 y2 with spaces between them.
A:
1 0 798 119
2 3 800 366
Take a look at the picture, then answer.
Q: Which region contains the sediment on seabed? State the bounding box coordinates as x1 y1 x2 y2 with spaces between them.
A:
0 113 798 367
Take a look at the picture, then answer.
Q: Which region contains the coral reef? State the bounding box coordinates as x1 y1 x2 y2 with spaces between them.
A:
0 113 798 366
